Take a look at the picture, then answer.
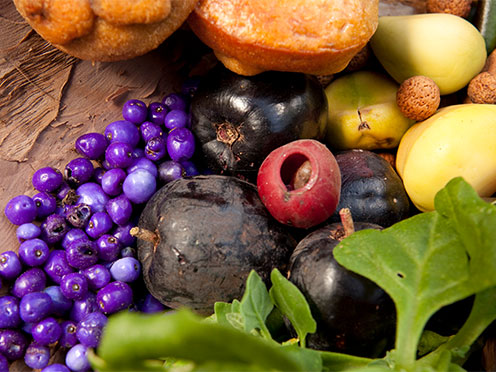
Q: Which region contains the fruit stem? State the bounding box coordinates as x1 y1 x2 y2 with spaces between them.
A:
339 208 355 238
130 227 160 245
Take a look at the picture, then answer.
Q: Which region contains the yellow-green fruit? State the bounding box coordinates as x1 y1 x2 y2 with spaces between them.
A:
396 104 496 212
370 13 487 95
324 70 414 151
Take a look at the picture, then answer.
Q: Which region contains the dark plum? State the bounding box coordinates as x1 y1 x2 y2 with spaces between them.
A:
136 175 296 315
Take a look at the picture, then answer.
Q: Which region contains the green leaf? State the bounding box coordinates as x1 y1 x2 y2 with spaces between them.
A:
319 350 373 371
269 268 316 347
94 309 306 371
240 270 273 339
333 177 496 371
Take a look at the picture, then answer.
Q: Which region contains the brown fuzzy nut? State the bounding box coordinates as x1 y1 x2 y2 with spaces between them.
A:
396 76 441 121
467 72 496 104
426 0 473 18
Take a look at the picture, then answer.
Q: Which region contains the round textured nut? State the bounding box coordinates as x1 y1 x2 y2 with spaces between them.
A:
396 76 441 122
426 0 472 18
467 72 496 104
13 0 199 62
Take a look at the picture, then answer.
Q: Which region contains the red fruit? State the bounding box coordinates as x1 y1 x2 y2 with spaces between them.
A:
257 139 341 229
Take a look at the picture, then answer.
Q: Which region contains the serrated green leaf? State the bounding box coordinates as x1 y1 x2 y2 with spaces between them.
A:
240 270 273 339
333 177 496 371
269 268 316 347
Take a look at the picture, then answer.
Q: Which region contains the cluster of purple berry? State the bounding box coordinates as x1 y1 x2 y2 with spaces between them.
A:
0 88 199 371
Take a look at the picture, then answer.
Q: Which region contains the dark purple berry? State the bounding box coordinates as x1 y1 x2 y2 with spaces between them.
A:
105 141 135 169
16 223 41 242
12 267 46 298
104 120 140 147
122 99 147 124
162 93 187 111
44 249 74 284
32 167 63 193
32 317 62 345
65 158 94 187
110 257 141 283
92 167 106 184
82 264 111 290
0 295 21 328
0 329 28 361
101 168 126 196
106 195 133 226
33 192 58 219
65 203 92 229
65 238 98 270
145 136 167 162
140 121 164 142
157 160 185 184
76 311 108 348
44 285 73 317
0 251 22 280
55 182 74 202
164 109 189 130
76 182 109 213
112 222 136 247
85 211 113 239
65 343 90 372
4 195 37 225
122 169 156 204
24 342 50 369
75 132 107 160
19 291 53 323
97 281 133 314
60 272 88 301
96 234 122 262
60 320 78 348
19 238 50 267
147 101 168 124
61 228 89 250
167 127 195 162
180 159 200 176
127 157 158 178
70 292 98 323
131 147 145 159
40 213 69 244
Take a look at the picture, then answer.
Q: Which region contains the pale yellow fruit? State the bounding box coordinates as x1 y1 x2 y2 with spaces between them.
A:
324 70 414 151
370 13 487 95
396 104 496 212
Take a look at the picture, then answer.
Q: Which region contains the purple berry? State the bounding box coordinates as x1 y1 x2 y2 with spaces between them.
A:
0 251 23 280
60 320 79 348
75 132 108 160
77 182 109 213
65 158 94 187
120 246 136 258
145 136 168 162
55 182 74 201
127 157 158 178
101 168 126 196
65 203 92 229
92 167 106 184
140 121 164 142
19 238 50 267
32 167 63 193
0 329 28 361
32 317 62 345
60 272 89 301
4 194 38 225
157 160 185 184
16 223 42 242
0 295 21 328
70 292 98 323
147 101 168 124
162 93 187 111
97 281 133 314
19 291 53 323
82 264 111 290
44 285 73 317
44 249 74 284
123 169 156 204
24 342 50 369
61 229 89 250
167 127 195 162
42 363 71 372
76 312 108 348
65 343 90 372
122 99 147 124
180 159 200 176
106 195 133 226
40 213 69 244
164 109 189 130
105 141 135 169
96 234 122 262
104 120 140 147
85 211 113 239
110 257 141 283
112 222 136 246
11 267 46 298
65 238 98 270
33 192 57 219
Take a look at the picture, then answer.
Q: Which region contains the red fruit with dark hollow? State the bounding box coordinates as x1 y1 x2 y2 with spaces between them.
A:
257 139 341 229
